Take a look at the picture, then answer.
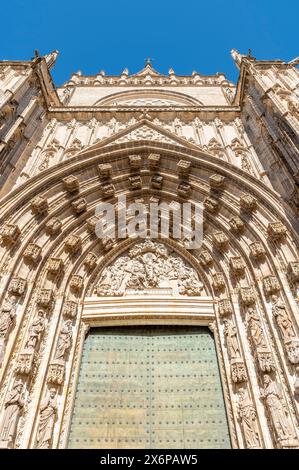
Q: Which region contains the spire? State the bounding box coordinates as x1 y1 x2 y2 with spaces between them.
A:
44 50 59 69
231 49 245 69
145 57 153 67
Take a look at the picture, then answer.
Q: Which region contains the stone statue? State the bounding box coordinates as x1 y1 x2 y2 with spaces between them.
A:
271 295 296 340
246 307 267 349
223 319 241 358
261 375 293 442
0 382 24 448
25 310 46 351
36 388 57 449
0 298 16 364
237 389 260 448
53 320 72 361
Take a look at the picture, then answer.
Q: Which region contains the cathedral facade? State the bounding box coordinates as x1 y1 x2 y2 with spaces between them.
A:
0 50 299 449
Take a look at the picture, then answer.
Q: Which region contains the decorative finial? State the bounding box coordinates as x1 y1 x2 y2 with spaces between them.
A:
145 57 153 67
248 48 252 58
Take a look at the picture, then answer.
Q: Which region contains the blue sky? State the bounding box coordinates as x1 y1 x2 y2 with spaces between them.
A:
1 0 298 86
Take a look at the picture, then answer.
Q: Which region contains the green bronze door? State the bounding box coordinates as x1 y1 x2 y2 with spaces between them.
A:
68 326 231 449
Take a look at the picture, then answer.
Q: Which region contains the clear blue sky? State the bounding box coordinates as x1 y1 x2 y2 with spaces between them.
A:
1 0 298 86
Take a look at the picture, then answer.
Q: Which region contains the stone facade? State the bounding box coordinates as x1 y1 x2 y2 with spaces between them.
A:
0 50 299 448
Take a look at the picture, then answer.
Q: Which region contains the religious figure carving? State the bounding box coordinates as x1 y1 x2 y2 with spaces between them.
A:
54 320 72 361
237 389 260 448
223 319 241 358
271 295 296 340
36 388 57 449
96 240 204 296
25 310 46 351
0 382 24 448
246 307 267 349
0 298 16 364
261 375 295 444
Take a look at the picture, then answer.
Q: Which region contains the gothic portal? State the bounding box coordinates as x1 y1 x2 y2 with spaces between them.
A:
0 50 299 449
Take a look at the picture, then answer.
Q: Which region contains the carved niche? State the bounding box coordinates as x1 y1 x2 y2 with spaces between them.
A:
271 295 299 364
223 319 247 383
95 240 204 297
245 307 275 372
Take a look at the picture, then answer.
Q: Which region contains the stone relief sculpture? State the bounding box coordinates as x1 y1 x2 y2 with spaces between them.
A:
261 375 298 446
223 319 247 383
36 388 57 449
271 295 299 364
0 381 24 448
0 297 16 366
237 389 261 448
16 310 47 375
96 240 204 297
246 307 275 372
54 320 72 361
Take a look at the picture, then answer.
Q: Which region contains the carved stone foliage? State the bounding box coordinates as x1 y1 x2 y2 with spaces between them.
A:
239 193 257 212
63 175 79 193
35 388 57 449
223 319 247 383
218 298 233 317
237 389 261 449
212 231 228 251
9 277 27 296
31 196 48 215
249 241 266 260
48 320 73 386
36 289 54 309
209 174 225 190
240 287 256 306
1 223 21 245
96 240 204 297
203 197 218 213
84 252 97 270
263 275 280 295
71 198 87 215
267 221 287 241
229 216 244 233
24 243 42 264
246 307 275 372
261 375 298 447
0 381 24 449
271 295 299 364
65 235 82 254
47 258 64 274
45 218 62 235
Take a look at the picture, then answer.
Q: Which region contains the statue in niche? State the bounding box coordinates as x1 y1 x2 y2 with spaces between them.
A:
36 388 57 449
173 117 182 136
0 298 16 364
25 310 46 351
223 319 241 358
0 382 24 447
246 307 267 349
271 295 296 340
237 389 260 448
53 320 72 361
261 375 293 442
